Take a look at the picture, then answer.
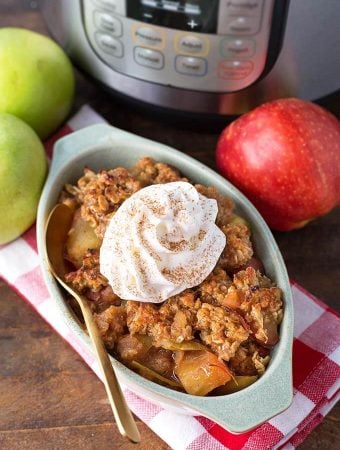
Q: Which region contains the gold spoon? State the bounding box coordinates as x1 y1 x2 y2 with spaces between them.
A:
45 203 140 444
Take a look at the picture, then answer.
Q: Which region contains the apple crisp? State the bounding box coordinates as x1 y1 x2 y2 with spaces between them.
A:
61 157 283 396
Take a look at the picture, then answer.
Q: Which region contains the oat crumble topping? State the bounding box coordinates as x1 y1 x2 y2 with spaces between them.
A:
61 156 283 395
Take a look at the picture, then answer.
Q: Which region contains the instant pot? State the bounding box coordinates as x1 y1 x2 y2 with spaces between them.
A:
43 0 340 116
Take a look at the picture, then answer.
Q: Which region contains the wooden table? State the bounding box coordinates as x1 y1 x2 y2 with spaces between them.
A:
0 2 339 449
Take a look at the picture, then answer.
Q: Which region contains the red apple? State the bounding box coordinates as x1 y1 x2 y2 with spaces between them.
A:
216 98 340 231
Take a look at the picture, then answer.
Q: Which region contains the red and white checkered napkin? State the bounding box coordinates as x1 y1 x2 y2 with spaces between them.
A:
0 106 339 450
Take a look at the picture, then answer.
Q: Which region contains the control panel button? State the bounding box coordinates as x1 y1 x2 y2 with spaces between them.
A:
139 7 156 23
222 0 263 16
222 16 261 35
220 38 255 58
142 0 157 5
93 0 126 16
134 47 164 69
94 11 123 36
132 26 164 48
175 56 207 77
218 60 253 79
186 18 202 31
217 0 264 34
175 34 209 56
95 33 124 57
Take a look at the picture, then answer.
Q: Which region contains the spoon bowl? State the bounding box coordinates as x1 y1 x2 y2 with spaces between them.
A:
45 203 141 444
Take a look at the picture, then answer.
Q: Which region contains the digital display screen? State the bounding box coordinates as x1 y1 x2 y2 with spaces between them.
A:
127 0 219 34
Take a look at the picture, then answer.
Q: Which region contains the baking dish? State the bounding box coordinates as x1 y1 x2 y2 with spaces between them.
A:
36 124 293 433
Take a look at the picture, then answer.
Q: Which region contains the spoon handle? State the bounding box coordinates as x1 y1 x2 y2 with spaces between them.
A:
77 294 141 444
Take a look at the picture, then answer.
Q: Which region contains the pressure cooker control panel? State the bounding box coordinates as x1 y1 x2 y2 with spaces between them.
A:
82 0 282 93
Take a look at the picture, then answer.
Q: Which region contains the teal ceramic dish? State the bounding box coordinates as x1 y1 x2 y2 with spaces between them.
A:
36 124 293 433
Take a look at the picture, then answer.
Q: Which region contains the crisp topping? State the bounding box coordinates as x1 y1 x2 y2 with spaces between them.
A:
61 157 283 389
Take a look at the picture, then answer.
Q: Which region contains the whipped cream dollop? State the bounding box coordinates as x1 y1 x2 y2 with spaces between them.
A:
100 181 226 303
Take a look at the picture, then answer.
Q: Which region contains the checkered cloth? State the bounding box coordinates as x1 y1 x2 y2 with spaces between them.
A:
0 106 339 450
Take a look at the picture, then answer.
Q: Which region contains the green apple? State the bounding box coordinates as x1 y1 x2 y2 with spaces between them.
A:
0 113 47 244
0 27 74 139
